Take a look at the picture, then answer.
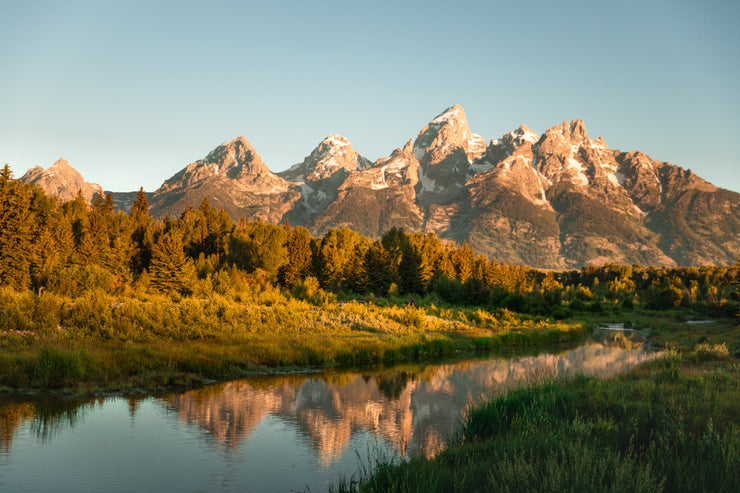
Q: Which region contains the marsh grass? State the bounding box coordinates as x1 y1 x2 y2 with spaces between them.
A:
0 288 586 392
334 351 740 493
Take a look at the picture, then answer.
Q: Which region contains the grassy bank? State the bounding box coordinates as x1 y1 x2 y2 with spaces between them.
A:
334 322 740 492
0 288 587 393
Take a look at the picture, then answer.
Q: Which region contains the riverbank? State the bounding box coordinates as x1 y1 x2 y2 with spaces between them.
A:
0 289 588 394
334 319 740 492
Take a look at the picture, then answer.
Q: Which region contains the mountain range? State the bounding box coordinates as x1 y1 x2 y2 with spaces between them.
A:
20 105 740 269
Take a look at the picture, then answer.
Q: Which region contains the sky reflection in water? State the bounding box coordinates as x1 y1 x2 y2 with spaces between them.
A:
0 340 658 492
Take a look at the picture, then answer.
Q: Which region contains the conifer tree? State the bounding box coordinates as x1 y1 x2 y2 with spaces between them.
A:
38 214 76 291
346 236 372 294
102 209 135 291
104 193 115 214
0 165 33 289
181 198 233 262
77 207 110 265
149 229 194 294
398 233 442 294
130 187 154 274
381 227 407 265
23 183 61 289
399 245 423 294
130 187 150 221
450 242 475 282
364 241 393 295
63 190 89 256
316 228 367 291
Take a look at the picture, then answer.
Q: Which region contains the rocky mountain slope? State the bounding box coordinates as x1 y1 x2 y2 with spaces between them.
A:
149 136 300 223
20 158 103 203
22 106 740 268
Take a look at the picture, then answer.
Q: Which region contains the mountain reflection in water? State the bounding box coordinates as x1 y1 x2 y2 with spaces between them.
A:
159 341 659 465
0 340 659 492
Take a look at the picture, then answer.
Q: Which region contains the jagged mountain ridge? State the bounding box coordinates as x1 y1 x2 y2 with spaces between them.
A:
21 106 740 268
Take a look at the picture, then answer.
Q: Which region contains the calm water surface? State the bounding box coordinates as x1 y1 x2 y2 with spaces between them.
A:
0 338 658 492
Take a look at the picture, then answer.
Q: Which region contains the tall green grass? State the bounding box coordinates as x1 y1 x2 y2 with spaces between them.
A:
334 351 740 493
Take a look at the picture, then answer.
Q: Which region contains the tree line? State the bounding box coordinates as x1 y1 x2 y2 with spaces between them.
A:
1 165 738 317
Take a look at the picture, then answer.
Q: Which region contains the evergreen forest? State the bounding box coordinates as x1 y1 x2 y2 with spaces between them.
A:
1 164 738 319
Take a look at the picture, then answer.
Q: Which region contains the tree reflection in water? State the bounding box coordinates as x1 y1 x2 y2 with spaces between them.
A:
1 395 93 450
0 339 659 470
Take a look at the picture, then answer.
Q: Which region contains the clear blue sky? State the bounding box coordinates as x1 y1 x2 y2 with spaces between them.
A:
2 0 739 193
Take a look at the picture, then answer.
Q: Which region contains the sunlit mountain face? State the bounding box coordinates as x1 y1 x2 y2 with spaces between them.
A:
22 106 740 268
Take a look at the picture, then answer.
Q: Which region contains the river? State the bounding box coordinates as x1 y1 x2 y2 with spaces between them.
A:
0 335 658 492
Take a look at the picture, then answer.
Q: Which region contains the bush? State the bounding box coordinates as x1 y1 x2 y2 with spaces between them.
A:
693 342 730 360
290 276 336 306
502 293 526 313
0 287 35 331
48 264 115 296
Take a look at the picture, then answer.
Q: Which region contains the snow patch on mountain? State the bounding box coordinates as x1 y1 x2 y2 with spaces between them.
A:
505 125 540 146
431 106 460 125
466 133 487 162
534 173 552 209
591 137 607 149
566 157 589 186
418 168 437 193
521 128 539 144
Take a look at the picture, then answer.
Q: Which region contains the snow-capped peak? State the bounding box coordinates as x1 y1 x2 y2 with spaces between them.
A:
321 134 351 148
505 125 540 146
279 134 371 183
413 105 473 162
430 104 463 125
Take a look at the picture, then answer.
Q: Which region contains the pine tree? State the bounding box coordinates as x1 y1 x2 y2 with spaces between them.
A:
77 207 110 265
104 193 115 214
363 241 393 295
315 228 367 291
63 189 89 260
130 187 150 221
149 229 195 294
130 187 154 274
180 198 233 262
397 233 442 294
450 242 475 282
346 236 372 294
24 183 62 290
0 165 33 289
398 245 423 294
102 209 135 291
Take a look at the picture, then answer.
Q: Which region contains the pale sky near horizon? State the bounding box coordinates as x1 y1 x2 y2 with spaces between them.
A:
1 0 739 193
